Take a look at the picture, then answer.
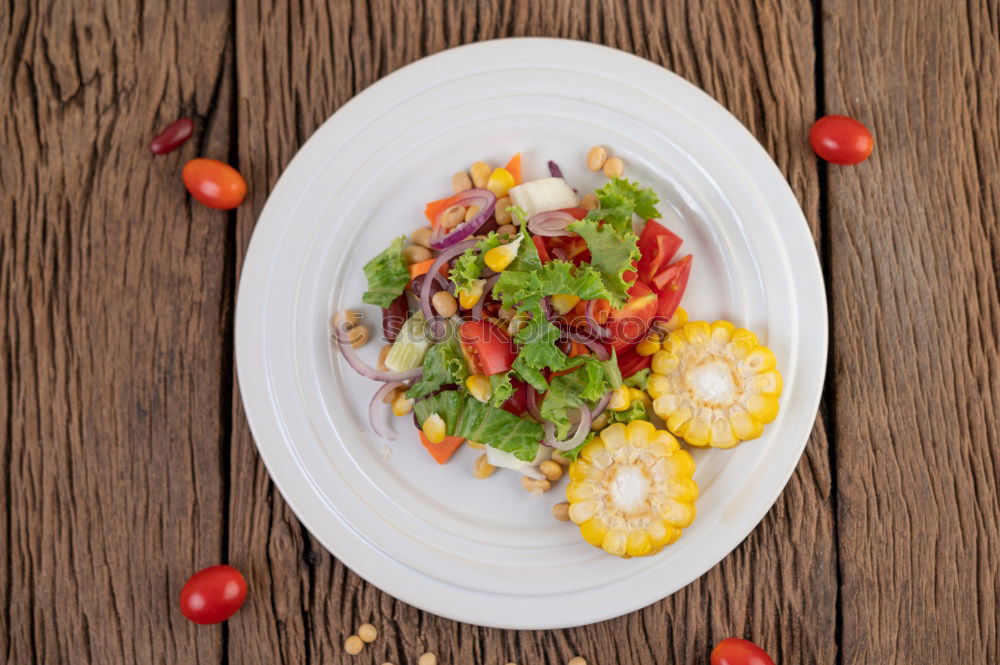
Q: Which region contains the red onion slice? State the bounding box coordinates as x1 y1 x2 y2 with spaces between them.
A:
370 382 405 440
334 324 423 382
527 210 576 237
419 238 478 336
590 390 613 420
543 406 592 451
430 188 497 250
560 325 610 361
547 160 564 179
525 385 544 423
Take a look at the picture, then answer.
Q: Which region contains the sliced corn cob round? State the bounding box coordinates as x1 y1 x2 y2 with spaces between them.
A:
649 321 782 449
566 421 698 558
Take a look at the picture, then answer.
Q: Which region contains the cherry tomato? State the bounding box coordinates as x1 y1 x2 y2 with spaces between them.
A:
182 158 247 210
636 220 683 284
651 255 692 321
711 637 775 665
150 117 194 154
458 319 516 375
809 115 874 165
606 280 658 350
179 565 247 625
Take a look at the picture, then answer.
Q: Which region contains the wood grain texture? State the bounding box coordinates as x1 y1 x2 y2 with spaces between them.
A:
1 0 235 663
227 2 836 664
823 0 1000 662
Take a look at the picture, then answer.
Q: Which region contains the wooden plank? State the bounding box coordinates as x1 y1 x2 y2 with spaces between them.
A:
0 1 234 663
824 0 1000 662
229 1 835 663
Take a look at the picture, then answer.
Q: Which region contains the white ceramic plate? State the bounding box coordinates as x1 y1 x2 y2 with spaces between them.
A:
236 38 827 629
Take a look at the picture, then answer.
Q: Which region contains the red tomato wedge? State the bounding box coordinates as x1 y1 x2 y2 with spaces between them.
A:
606 280 658 350
651 255 692 321
532 235 551 263
617 346 652 378
636 220 683 284
504 153 522 184
458 320 516 375
419 431 465 464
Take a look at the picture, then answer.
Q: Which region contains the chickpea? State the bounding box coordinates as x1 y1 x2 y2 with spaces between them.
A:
451 171 472 193
473 454 496 479
464 205 480 222
552 502 571 521
347 325 369 348
539 460 563 482
470 161 491 188
431 291 458 317
418 653 438 665
411 226 434 248
586 145 608 171
496 224 517 237
333 309 362 330
580 193 598 211
551 451 571 466
402 244 432 264
494 196 512 224
467 440 485 450
602 156 624 178
344 635 364 655
568 658 587 665
377 344 392 372
439 205 465 230
521 476 552 494
357 623 377 643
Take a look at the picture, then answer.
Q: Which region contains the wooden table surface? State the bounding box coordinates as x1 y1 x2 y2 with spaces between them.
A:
3 1 998 663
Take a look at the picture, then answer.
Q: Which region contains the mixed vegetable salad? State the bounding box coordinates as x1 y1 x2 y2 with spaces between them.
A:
334 149 782 558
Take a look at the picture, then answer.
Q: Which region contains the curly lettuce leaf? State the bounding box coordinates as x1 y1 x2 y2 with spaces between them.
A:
362 236 411 307
412 390 542 461
405 322 468 400
494 259 609 309
584 177 661 234
607 398 649 425
602 349 623 390
539 358 609 439
489 370 515 408
624 368 651 390
567 219 640 308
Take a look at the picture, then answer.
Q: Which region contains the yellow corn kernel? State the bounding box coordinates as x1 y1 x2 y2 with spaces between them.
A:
601 529 628 557
730 329 759 356
647 374 670 399
662 331 687 354
683 321 711 345
755 369 783 397
422 413 446 443
710 320 736 344
746 346 777 372
636 332 662 356
457 279 485 308
730 408 764 440
549 293 581 314
709 418 739 449
747 395 780 424
467 440 485 450
483 236 522 273
608 386 632 411
651 349 679 374
663 306 688 332
465 374 492 403
628 387 649 408
391 392 415 416
680 417 711 446
579 518 608 546
626 530 655 557
486 167 516 197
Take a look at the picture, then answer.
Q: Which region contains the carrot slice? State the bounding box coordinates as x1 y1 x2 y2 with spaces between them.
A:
425 194 459 225
419 431 465 464
408 259 449 280
504 153 522 185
